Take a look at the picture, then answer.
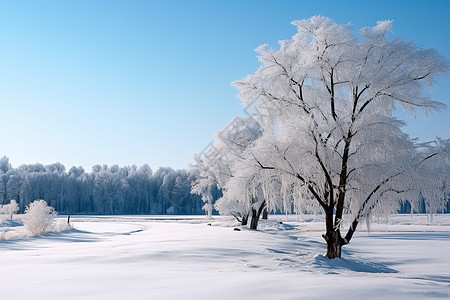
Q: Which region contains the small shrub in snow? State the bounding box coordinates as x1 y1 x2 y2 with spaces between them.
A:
0 199 19 219
53 219 73 232
23 200 57 236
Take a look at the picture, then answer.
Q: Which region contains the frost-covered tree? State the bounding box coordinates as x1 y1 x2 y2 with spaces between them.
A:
222 159 284 229
23 200 57 236
0 199 19 219
154 167 177 214
215 117 263 226
92 165 127 214
169 169 199 214
0 156 12 204
232 16 450 258
191 154 218 219
192 116 262 223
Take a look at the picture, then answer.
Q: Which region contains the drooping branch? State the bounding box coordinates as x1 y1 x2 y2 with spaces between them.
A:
418 152 438 167
294 173 329 210
343 170 404 243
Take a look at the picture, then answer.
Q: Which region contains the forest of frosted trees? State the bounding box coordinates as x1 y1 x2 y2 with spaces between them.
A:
0 152 446 216
0 156 221 215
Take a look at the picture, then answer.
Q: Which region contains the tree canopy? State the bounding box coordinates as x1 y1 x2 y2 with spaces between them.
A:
208 16 450 258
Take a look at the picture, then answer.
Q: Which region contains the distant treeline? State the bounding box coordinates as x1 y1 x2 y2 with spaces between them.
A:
0 156 221 215
0 156 446 215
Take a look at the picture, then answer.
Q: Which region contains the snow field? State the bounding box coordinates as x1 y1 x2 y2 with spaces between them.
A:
0 215 449 299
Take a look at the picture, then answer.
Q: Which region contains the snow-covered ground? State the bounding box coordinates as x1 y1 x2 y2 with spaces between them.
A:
1 214 449 299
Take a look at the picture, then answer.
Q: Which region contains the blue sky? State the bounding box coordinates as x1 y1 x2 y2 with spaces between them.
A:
0 0 449 171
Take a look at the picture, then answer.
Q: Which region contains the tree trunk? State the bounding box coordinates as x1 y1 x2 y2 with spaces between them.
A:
250 208 259 229
232 212 249 226
262 208 268 219
323 135 352 259
250 200 266 230
241 213 249 226
325 230 344 259
322 209 347 259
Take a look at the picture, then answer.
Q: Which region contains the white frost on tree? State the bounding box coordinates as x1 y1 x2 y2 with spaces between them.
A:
23 200 57 236
191 155 216 219
0 199 19 219
191 116 262 221
227 16 449 258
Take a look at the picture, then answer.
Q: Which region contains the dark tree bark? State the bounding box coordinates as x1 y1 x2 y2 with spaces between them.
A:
324 230 345 259
241 213 249 226
322 135 352 259
250 208 258 229
322 209 348 259
250 200 266 230
262 208 268 219
232 212 249 226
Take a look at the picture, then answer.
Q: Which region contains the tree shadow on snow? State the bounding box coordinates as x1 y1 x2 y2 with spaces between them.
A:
0 221 24 228
312 252 398 274
37 229 101 243
0 229 101 251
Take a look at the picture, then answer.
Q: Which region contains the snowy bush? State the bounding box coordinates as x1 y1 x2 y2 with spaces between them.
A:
23 200 57 236
53 219 73 233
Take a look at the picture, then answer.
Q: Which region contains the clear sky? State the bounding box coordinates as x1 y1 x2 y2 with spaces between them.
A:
0 0 449 171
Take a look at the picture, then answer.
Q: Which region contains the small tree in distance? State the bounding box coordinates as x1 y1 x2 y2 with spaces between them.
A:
191 155 216 219
0 199 19 219
23 200 57 236
192 116 263 224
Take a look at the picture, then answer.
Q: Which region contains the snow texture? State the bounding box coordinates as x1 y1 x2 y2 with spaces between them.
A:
0 214 449 299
